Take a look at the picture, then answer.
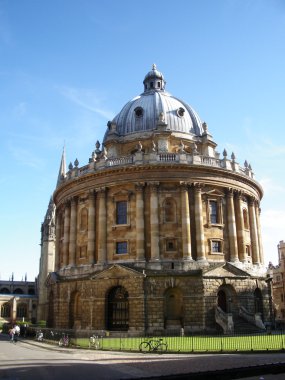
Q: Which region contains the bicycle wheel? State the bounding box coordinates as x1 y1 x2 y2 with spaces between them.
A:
139 341 151 352
157 343 168 353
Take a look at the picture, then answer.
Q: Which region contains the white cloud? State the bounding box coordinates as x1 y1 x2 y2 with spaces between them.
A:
8 145 44 168
57 85 114 120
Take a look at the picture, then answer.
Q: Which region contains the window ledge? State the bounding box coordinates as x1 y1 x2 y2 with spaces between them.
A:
112 224 131 230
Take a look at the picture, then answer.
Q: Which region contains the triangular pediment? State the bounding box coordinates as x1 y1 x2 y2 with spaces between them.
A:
202 188 225 197
203 262 251 278
90 264 144 280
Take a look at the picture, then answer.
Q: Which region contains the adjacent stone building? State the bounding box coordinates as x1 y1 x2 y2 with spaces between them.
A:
268 241 285 327
37 197 56 322
0 275 37 324
42 65 271 334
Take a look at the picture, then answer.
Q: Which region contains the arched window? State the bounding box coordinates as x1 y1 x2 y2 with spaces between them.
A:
164 198 176 223
254 288 264 317
69 291 82 329
164 288 183 321
0 288 10 294
1 302 11 318
107 286 129 331
13 288 23 295
17 303 27 318
80 208 88 230
47 291 54 328
243 208 249 229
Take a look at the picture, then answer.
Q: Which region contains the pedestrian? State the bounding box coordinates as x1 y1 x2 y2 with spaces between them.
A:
9 326 16 343
14 324 20 342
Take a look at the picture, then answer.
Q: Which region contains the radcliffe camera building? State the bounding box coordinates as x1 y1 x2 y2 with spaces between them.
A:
38 65 270 334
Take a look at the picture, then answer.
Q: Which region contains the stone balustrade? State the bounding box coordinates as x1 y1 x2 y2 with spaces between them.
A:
61 151 254 185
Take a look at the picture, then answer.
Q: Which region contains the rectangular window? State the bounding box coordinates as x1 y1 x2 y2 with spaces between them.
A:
116 241 128 254
211 240 221 252
166 239 177 252
116 201 127 224
209 201 218 224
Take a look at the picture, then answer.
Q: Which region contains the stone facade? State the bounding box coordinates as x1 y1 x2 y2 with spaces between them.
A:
0 277 37 324
42 66 271 334
37 197 55 321
268 241 285 327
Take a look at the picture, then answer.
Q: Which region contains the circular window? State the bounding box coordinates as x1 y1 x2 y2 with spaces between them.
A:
134 107 143 118
177 107 185 117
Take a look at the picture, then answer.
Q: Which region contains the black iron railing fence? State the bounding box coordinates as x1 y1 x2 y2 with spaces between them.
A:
22 327 285 353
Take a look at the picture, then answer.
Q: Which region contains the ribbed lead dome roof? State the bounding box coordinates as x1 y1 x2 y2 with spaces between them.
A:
104 65 203 141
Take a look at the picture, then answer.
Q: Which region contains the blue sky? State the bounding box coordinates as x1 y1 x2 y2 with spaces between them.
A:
1 0 284 280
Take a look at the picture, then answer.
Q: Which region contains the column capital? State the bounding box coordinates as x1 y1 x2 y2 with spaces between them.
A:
249 196 257 206
148 181 160 191
193 182 203 192
226 187 235 197
135 182 145 192
96 187 107 197
88 189 96 199
179 181 190 191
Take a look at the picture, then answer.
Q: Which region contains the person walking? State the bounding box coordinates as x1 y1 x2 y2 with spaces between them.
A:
9 326 16 343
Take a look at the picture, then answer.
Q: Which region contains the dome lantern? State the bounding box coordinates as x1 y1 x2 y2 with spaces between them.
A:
143 64 166 92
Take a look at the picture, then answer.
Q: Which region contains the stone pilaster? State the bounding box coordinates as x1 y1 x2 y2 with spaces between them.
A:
249 197 260 265
55 210 61 271
236 193 247 262
149 182 160 261
135 183 145 262
227 189 239 262
62 201 70 267
180 182 192 260
87 190 96 264
69 197 77 266
256 203 264 265
97 188 107 264
194 184 206 261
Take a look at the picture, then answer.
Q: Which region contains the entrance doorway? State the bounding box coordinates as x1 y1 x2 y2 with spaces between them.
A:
107 286 129 331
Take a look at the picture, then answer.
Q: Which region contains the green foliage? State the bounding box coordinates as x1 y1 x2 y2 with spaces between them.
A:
74 334 285 353
37 320 46 327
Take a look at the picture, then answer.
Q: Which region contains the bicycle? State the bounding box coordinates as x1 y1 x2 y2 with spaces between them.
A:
89 334 100 349
58 333 69 347
36 330 44 342
139 338 168 353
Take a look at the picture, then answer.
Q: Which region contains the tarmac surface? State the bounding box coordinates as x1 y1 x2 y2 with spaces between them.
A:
18 337 285 379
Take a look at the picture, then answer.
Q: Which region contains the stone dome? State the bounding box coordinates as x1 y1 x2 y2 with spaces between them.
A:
104 65 204 142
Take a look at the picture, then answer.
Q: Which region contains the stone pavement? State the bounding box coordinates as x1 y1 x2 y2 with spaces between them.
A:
20 338 285 379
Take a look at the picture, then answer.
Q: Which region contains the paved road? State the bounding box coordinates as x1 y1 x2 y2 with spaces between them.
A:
1 333 285 379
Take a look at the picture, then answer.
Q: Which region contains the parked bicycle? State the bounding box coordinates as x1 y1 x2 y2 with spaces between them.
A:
58 333 69 347
89 334 100 349
36 330 44 342
139 338 168 353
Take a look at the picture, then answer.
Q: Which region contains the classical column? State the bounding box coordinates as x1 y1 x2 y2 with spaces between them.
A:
227 189 239 262
194 184 206 261
97 188 107 264
180 182 192 260
62 201 70 267
87 190 96 264
236 193 247 262
256 202 264 265
135 183 145 261
69 197 77 266
149 182 160 261
55 210 62 271
249 197 260 264
12 297 17 321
